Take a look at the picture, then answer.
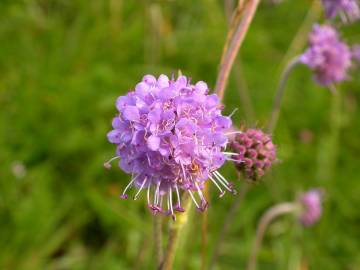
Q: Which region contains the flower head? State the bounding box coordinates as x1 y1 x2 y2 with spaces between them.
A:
229 129 276 181
321 0 360 22
298 189 323 226
300 24 352 86
106 74 235 219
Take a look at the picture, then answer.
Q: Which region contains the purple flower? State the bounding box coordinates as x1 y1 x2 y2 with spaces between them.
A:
298 189 323 226
105 74 235 219
229 129 276 181
321 0 360 22
300 24 352 86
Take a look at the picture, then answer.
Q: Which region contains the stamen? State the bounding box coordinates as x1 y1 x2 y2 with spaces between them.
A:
174 184 185 212
194 182 205 201
228 108 238 118
175 184 181 206
188 190 200 209
214 171 229 185
147 154 152 166
214 171 237 195
212 173 232 192
151 182 162 214
195 182 208 211
208 175 226 197
120 174 139 199
133 177 147 200
180 162 187 181
104 156 121 169
222 152 240 156
147 185 151 207
169 188 175 220
166 192 170 213
225 131 243 136
155 181 160 205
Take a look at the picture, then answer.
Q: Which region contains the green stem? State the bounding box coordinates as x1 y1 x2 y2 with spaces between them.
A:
154 215 163 267
266 57 300 133
159 194 192 270
246 202 298 270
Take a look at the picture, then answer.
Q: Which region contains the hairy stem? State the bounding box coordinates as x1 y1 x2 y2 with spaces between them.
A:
201 183 209 270
215 0 261 100
266 57 300 133
159 194 191 270
224 0 255 122
209 181 250 270
154 215 163 267
246 202 298 270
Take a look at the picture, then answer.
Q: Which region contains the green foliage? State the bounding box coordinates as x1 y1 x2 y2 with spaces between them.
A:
0 0 359 269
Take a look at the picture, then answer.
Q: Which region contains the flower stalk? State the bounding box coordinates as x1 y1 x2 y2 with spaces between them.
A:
215 0 261 100
246 202 298 270
266 57 300 133
159 194 192 270
154 215 163 267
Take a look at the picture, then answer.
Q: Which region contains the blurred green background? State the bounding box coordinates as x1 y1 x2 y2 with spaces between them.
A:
1 0 359 269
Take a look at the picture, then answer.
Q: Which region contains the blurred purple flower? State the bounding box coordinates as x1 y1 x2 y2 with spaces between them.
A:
300 24 352 86
298 189 323 226
105 74 235 219
229 129 276 181
321 0 360 22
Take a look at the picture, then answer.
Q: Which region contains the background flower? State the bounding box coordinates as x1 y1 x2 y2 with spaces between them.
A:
300 24 352 86
229 129 276 181
321 0 360 22
298 189 323 226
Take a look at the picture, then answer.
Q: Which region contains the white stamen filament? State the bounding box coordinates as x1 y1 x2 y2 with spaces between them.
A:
229 108 238 118
188 190 200 209
134 177 147 200
175 184 181 207
195 182 206 202
225 131 243 136
155 182 160 205
222 152 240 156
180 163 187 182
212 172 232 192
147 154 152 166
147 185 151 205
122 174 139 196
104 156 121 167
167 192 170 211
214 171 230 185
169 188 174 216
208 175 225 194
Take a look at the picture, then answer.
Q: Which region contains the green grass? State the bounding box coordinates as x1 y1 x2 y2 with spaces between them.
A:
0 0 359 269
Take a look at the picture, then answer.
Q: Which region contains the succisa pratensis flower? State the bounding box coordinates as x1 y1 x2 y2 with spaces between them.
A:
300 24 352 87
105 74 236 219
321 0 360 23
298 189 323 226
